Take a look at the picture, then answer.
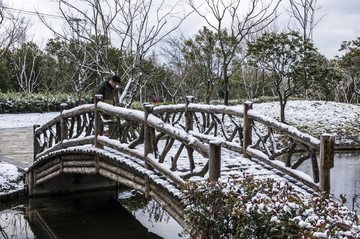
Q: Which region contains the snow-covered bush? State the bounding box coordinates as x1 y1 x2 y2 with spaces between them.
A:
182 174 360 238
0 92 92 113
0 162 23 195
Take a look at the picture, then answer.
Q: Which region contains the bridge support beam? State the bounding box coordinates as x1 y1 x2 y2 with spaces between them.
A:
60 103 68 143
143 103 154 163
33 124 40 161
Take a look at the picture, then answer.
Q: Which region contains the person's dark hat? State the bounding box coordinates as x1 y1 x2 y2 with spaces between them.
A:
112 75 121 83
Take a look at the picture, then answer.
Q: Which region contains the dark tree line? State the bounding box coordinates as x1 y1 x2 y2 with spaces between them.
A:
0 0 359 120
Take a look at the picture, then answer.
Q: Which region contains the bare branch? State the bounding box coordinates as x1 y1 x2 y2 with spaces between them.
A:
287 0 324 41
0 2 31 59
188 0 281 105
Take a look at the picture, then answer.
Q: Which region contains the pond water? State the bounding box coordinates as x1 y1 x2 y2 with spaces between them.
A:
1 152 360 238
0 189 188 239
295 152 360 211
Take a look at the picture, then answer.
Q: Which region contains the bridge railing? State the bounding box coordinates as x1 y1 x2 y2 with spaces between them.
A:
33 103 96 159
152 98 334 192
33 96 335 193
33 95 222 190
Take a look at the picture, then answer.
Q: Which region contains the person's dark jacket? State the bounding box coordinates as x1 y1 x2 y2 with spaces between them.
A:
94 81 118 105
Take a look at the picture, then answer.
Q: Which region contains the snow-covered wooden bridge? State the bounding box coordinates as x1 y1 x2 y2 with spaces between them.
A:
24 95 335 233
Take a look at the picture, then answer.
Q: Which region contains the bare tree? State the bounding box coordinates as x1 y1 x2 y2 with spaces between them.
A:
181 27 221 104
287 0 323 41
337 38 360 104
189 0 281 105
241 65 268 99
11 42 43 93
161 34 201 103
287 0 324 100
0 0 30 59
39 0 189 106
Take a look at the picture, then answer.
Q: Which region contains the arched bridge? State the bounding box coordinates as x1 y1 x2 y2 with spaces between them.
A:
25 95 335 233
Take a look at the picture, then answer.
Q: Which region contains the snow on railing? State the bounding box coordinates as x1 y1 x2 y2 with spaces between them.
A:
151 98 334 193
247 110 320 149
32 95 221 190
32 96 335 193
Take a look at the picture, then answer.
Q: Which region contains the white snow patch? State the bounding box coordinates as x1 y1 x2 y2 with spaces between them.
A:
0 162 24 194
0 112 59 129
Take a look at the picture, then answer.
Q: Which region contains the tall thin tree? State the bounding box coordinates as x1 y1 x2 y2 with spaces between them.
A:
39 0 190 107
287 0 324 99
189 0 281 105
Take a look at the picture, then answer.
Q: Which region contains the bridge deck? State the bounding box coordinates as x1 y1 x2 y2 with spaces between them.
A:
37 141 315 200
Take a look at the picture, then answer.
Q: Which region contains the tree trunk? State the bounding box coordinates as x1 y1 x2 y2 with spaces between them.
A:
224 72 229 106
280 100 286 123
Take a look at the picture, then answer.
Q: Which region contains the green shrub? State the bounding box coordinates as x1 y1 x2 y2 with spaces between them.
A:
0 91 175 113
0 92 92 113
182 174 360 238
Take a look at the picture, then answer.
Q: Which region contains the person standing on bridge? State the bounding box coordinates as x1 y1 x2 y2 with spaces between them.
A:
94 75 121 106
94 75 121 138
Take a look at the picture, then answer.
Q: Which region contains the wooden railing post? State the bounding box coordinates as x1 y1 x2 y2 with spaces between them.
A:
60 103 68 143
94 94 103 149
319 134 335 194
185 96 195 171
33 124 40 161
243 102 253 158
144 103 154 162
185 96 194 132
209 141 221 181
144 103 154 197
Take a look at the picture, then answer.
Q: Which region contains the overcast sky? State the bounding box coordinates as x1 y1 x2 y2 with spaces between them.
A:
3 0 360 59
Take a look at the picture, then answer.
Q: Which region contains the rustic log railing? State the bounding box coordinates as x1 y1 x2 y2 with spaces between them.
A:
33 96 335 193
152 98 334 192
33 95 217 189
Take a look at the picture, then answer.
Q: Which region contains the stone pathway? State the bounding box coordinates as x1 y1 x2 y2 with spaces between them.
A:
0 127 33 170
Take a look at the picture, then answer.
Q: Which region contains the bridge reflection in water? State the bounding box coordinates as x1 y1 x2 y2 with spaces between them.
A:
0 189 187 238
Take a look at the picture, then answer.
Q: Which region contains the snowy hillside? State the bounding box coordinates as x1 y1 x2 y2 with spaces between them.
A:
252 101 360 146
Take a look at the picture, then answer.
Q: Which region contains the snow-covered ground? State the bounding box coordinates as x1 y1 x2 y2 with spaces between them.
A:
0 163 24 195
0 112 58 195
253 101 360 145
0 112 59 129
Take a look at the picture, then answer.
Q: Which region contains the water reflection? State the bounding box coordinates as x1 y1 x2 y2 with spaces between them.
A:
0 190 188 239
119 190 188 239
0 206 33 238
293 152 360 211
329 152 360 211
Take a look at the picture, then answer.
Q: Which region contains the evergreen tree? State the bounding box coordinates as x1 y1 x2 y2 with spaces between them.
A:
247 31 334 122
338 37 360 103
